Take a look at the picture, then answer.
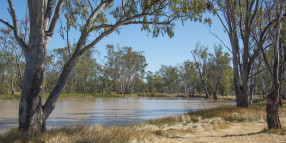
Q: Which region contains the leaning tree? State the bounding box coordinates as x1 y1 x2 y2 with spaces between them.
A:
0 0 211 132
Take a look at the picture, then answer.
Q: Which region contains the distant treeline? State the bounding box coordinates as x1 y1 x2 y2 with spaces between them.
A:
1 27 276 100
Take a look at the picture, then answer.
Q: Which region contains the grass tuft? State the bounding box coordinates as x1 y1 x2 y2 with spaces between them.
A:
188 104 266 122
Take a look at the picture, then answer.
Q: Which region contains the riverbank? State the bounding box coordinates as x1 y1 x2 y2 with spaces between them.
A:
0 92 232 99
0 99 285 143
0 93 132 99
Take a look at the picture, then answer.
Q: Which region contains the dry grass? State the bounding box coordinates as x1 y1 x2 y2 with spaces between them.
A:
0 125 153 143
146 104 267 128
267 128 286 135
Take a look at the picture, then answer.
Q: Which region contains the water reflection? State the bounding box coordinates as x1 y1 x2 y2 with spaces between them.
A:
0 97 233 130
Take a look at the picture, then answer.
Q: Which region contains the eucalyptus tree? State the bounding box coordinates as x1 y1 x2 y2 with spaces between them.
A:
191 43 210 98
0 28 25 94
265 0 284 129
73 50 99 93
208 45 230 100
179 60 197 95
0 0 210 132
121 46 147 94
153 71 165 93
0 28 16 94
104 45 120 93
105 45 147 94
218 66 233 96
214 0 282 107
0 51 9 94
159 65 180 93
146 71 156 93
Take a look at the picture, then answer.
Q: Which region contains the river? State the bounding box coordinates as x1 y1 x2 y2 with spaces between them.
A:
0 97 233 131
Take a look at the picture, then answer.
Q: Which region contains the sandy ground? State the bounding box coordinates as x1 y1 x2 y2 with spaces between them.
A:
143 117 286 143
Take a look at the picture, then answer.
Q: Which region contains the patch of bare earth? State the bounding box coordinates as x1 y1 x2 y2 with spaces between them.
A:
146 117 286 143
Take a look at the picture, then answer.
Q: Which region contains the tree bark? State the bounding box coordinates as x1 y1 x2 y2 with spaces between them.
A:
19 46 47 132
266 84 281 129
283 81 286 99
213 81 219 100
231 31 249 108
249 66 255 104
16 0 64 132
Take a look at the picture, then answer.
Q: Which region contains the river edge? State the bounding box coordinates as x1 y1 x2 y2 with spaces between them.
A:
0 99 285 143
0 96 234 131
0 93 216 100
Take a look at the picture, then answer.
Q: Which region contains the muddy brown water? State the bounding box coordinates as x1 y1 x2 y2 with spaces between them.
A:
0 97 234 131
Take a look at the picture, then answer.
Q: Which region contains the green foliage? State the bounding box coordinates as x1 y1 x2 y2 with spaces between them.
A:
159 65 180 94
179 60 197 95
0 28 24 95
104 44 147 94
218 66 233 96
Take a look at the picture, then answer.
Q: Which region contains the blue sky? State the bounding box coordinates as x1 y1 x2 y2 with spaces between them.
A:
0 1 230 72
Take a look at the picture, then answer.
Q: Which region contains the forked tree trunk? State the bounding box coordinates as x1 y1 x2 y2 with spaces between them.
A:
16 0 65 132
232 48 248 107
19 44 47 132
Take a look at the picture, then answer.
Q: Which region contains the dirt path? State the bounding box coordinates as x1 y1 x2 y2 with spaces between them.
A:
148 118 286 143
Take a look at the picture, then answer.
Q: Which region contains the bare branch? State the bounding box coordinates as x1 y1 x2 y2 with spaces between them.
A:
124 20 170 25
78 0 168 53
0 19 14 29
238 0 244 40
91 20 171 30
87 0 94 11
7 0 28 52
44 0 57 30
249 0 259 26
46 0 65 38
209 31 231 52
81 11 167 54
216 14 229 35
122 0 126 15
249 65 272 78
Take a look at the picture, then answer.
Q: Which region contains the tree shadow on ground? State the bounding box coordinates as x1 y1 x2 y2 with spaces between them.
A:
221 130 266 137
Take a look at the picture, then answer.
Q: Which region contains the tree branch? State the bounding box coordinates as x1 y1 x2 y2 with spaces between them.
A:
0 19 14 29
82 0 112 33
44 0 57 30
81 10 167 54
7 0 28 52
43 0 113 117
216 14 229 35
91 20 171 30
249 0 259 27
209 31 231 52
87 0 94 11
46 0 65 38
